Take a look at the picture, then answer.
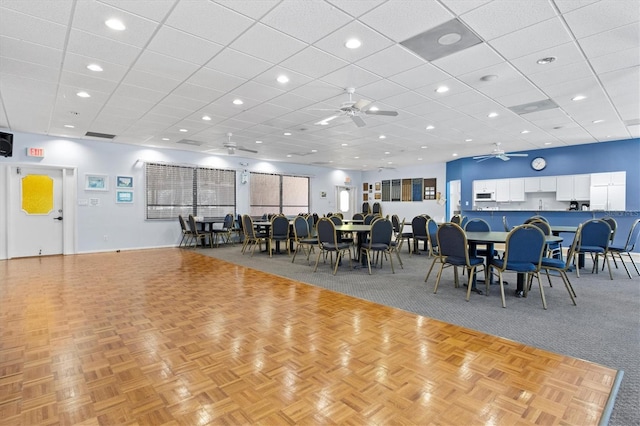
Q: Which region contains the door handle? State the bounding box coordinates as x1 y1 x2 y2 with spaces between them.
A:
53 216 63 221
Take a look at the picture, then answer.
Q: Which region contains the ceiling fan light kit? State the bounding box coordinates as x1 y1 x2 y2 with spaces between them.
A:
472 143 529 162
315 88 398 128
223 132 258 155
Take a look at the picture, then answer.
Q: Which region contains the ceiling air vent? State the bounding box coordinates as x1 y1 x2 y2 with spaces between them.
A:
400 19 482 62
85 131 115 139
176 139 202 146
508 99 559 115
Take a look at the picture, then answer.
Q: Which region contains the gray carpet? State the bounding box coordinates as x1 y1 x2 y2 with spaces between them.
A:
197 244 639 425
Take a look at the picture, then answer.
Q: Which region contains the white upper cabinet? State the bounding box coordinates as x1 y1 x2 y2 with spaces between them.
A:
524 176 556 192
556 174 591 201
590 172 626 210
496 178 525 202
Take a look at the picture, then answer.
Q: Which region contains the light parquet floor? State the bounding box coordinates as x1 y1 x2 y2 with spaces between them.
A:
0 248 618 425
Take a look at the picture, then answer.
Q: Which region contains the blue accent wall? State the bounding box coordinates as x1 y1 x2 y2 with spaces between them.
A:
446 138 640 211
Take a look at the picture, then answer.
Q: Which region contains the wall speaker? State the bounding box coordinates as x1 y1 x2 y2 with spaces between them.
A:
0 132 13 157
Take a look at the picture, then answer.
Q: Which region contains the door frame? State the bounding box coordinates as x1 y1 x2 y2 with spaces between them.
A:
335 185 356 219
5 164 77 259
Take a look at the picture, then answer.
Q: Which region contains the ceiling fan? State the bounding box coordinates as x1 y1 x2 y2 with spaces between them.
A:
314 88 398 128
473 143 528 162
224 132 257 155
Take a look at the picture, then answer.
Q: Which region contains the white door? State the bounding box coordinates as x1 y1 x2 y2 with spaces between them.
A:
336 186 356 219
10 166 64 257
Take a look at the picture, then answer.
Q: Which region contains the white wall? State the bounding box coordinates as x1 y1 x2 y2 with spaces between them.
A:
361 163 447 222
0 131 368 257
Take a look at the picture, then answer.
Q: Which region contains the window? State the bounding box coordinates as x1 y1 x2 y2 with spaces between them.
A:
250 172 309 216
145 163 235 220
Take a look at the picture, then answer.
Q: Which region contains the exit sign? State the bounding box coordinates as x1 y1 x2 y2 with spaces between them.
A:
27 147 45 157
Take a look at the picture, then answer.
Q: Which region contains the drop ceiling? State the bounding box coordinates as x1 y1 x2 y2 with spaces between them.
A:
0 0 638 170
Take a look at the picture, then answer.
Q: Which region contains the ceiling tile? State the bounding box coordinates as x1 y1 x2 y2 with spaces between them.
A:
387 63 450 90
359 0 453 42
320 65 381 90
563 0 640 39
205 48 273 80
99 0 177 22
356 45 425 78
489 17 574 60
262 0 352 43
460 0 557 40
0 7 68 49
280 46 349 79
132 50 199 81
67 29 142 67
325 0 385 18
578 22 640 59
229 23 307 64
314 21 394 62
432 43 505 76
147 26 224 65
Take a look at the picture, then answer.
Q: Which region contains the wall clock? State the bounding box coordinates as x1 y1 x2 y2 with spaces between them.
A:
531 157 546 171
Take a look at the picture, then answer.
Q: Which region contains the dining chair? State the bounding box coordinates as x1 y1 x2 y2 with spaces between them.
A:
307 214 317 238
606 218 640 278
188 214 213 249
524 215 549 224
352 213 365 221
490 225 546 308
389 218 405 268
464 218 497 259
527 219 562 261
502 215 512 232
360 218 394 274
212 213 234 247
425 223 486 298
576 219 613 280
450 214 464 226
362 202 371 215
241 214 267 256
426 218 439 257
291 216 318 265
269 215 291 257
601 216 618 270
314 218 352 275
410 215 428 256
178 215 194 247
391 214 400 234
538 223 581 306
372 202 381 216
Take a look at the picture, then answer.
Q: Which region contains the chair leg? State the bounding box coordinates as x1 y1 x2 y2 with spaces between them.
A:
560 271 577 305
425 258 439 284
535 273 547 310
465 266 475 301
313 249 323 272
603 252 613 280
626 252 640 276
365 250 372 275
388 249 394 274
434 264 445 294
498 272 506 308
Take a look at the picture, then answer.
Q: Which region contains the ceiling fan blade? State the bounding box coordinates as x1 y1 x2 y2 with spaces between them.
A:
314 115 339 125
497 154 511 161
351 115 366 127
238 146 258 154
365 110 398 116
473 156 492 162
352 99 371 111
506 153 529 157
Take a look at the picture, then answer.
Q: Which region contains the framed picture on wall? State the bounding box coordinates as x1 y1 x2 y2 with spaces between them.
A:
85 174 108 191
374 192 381 200
116 190 133 203
363 193 369 201
116 175 133 188
375 182 381 191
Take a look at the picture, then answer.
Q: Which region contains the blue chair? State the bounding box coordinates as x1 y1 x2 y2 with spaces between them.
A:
291 216 318 265
576 219 613 280
527 219 562 261
212 213 235 246
411 215 428 255
464 218 498 259
490 225 546 308
424 223 486 297
360 218 394 274
241 214 267 256
269 215 291 257
607 219 640 278
426 218 439 257
539 224 581 306
502 215 512 232
314 218 352 275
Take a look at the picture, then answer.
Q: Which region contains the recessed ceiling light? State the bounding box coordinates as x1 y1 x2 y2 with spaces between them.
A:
345 38 361 49
480 74 498 82
379 135 386 139
421 145 428 149
592 119 604 124
87 64 103 72
435 86 449 93
465 138 472 142
418 158 423 161
233 99 243 105
311 149 317 153
544 142 552 145
572 95 587 101
286 154 292 158
202 115 211 121
487 112 499 118
368 106 379 112
255 140 262 144
76 91 90 98
426 125 435 130
384 151 390 155
452 153 458 157
179 129 188 132
276 75 289 84
105 18 125 31
537 56 556 65
64 124 75 128
387 161 393 165
162 138 170 141
341 143 348 146
521 130 530 134
283 132 291 136
438 32 462 46
354 156 360 159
